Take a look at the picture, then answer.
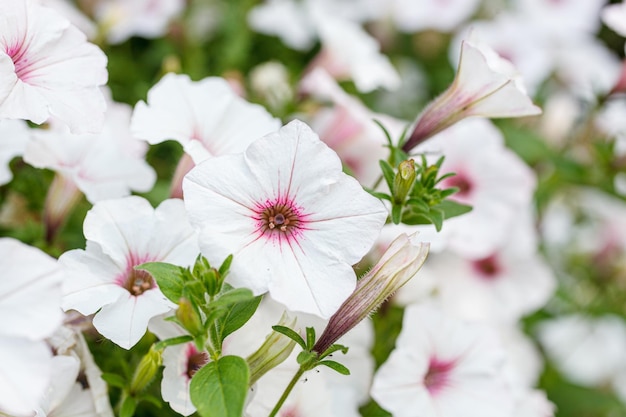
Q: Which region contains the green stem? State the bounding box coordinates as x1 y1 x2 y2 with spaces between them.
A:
268 366 306 417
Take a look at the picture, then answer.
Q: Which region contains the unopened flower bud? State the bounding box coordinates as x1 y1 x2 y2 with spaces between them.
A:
402 39 540 152
247 312 298 385
313 233 429 355
393 159 416 203
176 297 204 337
130 346 162 395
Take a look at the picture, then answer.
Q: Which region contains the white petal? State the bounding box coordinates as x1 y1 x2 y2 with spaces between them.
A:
92 289 175 349
0 238 62 339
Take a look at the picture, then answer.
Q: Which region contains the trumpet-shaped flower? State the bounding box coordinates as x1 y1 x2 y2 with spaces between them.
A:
61 196 199 349
0 0 107 133
183 120 388 318
131 73 281 164
24 93 156 203
371 304 514 417
403 39 541 152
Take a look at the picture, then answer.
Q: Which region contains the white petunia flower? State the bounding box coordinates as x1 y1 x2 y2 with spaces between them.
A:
61 196 199 349
536 314 626 387
183 120 388 318
390 0 481 33
603 1 626 37
0 119 30 186
371 304 514 417
24 93 156 203
95 0 185 44
0 0 107 133
34 355 98 417
311 14 400 93
0 238 63 415
396 210 555 324
131 73 281 164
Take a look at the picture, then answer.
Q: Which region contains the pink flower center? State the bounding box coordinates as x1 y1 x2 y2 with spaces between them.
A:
471 254 501 279
444 172 473 198
254 198 307 241
185 345 209 380
424 357 455 395
6 40 34 83
115 255 157 296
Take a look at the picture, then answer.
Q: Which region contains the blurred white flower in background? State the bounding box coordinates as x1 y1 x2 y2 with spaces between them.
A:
0 119 30 186
0 0 107 133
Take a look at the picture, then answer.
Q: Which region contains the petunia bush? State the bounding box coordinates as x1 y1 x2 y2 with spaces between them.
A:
2 1 626 417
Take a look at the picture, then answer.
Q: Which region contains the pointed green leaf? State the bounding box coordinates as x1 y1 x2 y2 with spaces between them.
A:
190 356 250 417
437 200 473 220
272 325 307 350
318 360 351 375
217 295 262 342
427 208 444 232
120 396 137 417
135 262 185 304
305 327 316 350
100 373 126 389
379 160 396 193
391 204 402 224
154 335 194 351
210 288 254 311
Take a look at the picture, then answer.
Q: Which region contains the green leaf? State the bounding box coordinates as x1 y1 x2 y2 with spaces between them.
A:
135 262 185 304
100 373 126 389
319 343 349 359
210 288 255 311
405 197 430 213
318 360 350 375
379 160 396 193
190 356 250 417
305 327 316 349
426 208 444 232
391 204 402 224
272 325 306 350
367 190 392 201
120 396 137 417
217 295 262 342
218 254 233 277
437 200 473 220
153 335 194 351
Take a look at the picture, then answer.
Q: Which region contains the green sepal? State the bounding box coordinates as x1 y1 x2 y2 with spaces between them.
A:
318 360 350 375
272 325 306 350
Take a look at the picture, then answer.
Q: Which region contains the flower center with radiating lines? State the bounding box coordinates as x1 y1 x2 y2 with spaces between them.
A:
256 198 305 239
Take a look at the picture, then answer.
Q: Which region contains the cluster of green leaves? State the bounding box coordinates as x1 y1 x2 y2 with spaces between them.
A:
369 122 472 231
105 255 261 417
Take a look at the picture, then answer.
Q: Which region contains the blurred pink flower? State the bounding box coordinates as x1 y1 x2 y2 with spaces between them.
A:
0 0 107 133
183 120 388 318
371 304 514 417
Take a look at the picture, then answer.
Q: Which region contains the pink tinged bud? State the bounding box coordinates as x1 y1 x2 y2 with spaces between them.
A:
403 40 541 152
610 59 626 96
313 234 429 354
